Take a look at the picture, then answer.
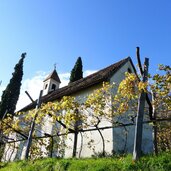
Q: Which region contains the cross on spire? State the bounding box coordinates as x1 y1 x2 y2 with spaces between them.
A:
54 63 56 70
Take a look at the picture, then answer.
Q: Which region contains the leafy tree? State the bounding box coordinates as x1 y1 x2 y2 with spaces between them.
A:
150 65 171 152
0 53 26 119
69 57 83 83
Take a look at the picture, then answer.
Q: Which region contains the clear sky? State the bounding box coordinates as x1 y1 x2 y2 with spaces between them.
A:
0 0 171 110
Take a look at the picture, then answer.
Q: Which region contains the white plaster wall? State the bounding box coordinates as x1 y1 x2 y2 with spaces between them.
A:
41 115 54 135
63 83 114 157
112 123 153 154
2 115 28 161
78 127 113 157
109 61 153 154
1 133 20 161
64 122 113 158
20 141 27 160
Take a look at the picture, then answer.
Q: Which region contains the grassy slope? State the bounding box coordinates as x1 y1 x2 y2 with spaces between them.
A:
0 152 171 171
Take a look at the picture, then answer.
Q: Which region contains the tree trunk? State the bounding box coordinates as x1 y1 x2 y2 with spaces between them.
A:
50 136 54 158
72 109 79 157
78 132 83 158
72 131 78 157
96 126 105 157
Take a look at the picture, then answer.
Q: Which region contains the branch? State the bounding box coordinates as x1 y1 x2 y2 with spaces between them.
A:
56 120 75 133
136 47 143 76
4 117 171 144
1 121 28 139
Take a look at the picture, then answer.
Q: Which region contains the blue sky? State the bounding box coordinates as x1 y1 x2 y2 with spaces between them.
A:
0 0 171 110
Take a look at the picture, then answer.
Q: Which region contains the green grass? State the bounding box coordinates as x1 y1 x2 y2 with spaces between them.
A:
0 152 171 171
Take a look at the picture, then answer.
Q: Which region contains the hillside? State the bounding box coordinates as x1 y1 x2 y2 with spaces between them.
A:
0 152 171 171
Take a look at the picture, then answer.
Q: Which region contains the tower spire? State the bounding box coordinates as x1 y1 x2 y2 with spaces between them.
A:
43 66 61 95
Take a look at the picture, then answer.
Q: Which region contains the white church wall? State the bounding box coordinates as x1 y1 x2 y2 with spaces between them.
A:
64 125 113 158
62 83 114 157
109 61 153 154
2 114 29 161
77 127 113 157
1 133 20 161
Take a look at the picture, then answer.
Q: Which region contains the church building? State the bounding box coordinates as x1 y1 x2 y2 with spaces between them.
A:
2 57 153 161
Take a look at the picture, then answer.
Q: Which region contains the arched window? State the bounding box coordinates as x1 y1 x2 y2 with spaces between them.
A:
51 84 56 90
45 84 48 89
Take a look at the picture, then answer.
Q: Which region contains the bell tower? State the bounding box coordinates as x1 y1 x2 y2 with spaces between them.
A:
43 68 61 95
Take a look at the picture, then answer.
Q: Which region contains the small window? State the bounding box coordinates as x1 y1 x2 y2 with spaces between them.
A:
45 84 48 89
128 68 132 73
51 84 56 90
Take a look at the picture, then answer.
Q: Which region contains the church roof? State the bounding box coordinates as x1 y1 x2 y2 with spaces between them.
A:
43 69 61 83
19 57 135 112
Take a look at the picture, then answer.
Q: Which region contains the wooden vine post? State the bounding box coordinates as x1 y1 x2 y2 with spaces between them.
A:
24 90 43 159
133 57 149 161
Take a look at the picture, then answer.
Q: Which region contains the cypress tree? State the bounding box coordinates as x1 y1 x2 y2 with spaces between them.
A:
0 53 26 119
69 57 83 83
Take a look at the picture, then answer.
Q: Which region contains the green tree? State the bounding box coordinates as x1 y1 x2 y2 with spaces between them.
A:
70 57 83 83
0 53 26 119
